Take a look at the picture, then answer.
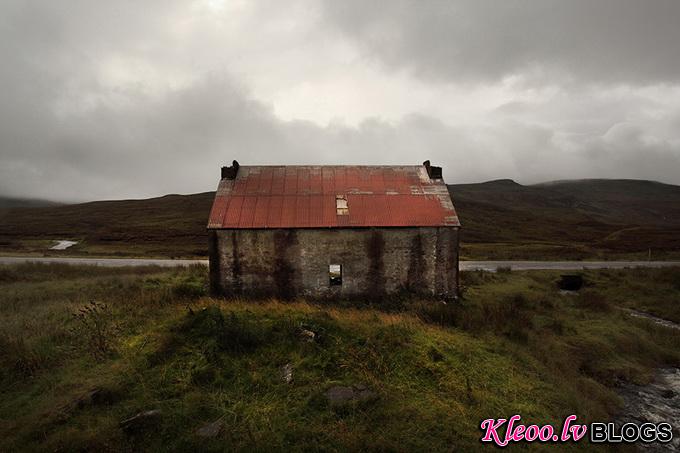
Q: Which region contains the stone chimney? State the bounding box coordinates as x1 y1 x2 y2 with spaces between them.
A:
221 160 240 179
423 160 442 179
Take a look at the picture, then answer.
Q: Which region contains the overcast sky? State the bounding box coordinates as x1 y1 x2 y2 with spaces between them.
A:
1 0 680 201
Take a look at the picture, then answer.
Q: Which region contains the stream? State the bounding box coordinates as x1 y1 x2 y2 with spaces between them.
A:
617 309 680 451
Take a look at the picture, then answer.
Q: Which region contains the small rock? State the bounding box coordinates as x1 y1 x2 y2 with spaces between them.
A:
59 388 102 414
120 409 162 433
299 329 316 342
660 389 675 399
54 387 120 421
326 386 355 404
281 363 293 383
196 418 224 438
326 384 377 406
81 386 120 406
76 388 101 407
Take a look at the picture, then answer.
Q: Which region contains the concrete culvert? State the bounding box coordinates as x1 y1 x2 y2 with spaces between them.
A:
558 274 584 291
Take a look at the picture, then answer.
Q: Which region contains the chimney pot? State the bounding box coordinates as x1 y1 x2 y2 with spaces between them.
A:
423 160 442 179
221 160 240 179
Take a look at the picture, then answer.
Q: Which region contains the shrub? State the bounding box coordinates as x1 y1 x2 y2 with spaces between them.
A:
548 318 565 335
575 291 611 312
171 270 209 299
180 306 264 355
172 279 207 299
70 301 120 361
446 293 534 342
0 335 46 378
0 267 20 282
460 270 493 288
413 300 458 327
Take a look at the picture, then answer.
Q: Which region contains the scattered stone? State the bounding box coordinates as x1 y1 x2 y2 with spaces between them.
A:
326 384 377 406
54 386 120 422
120 409 162 434
64 388 103 411
196 418 224 438
281 363 293 383
299 329 316 342
81 386 121 406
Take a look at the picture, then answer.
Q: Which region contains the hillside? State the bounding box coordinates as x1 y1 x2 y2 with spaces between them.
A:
448 179 605 243
0 196 63 209
1 179 680 259
534 179 680 226
0 193 214 257
448 179 680 259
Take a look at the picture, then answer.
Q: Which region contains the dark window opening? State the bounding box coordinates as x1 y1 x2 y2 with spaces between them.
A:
329 264 342 286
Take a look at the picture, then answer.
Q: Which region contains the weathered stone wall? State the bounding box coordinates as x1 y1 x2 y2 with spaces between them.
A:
208 227 459 300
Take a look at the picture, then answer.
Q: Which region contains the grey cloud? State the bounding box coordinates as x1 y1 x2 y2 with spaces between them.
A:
1 0 679 203
321 0 680 84
1 70 679 201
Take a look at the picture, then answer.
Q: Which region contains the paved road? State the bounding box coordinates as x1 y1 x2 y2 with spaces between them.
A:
460 260 680 272
1 256 679 271
0 256 209 267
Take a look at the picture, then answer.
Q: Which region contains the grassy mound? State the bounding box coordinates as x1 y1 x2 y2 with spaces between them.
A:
0 264 679 451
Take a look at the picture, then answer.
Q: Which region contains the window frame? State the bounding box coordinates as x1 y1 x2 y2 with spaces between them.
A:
329 263 342 286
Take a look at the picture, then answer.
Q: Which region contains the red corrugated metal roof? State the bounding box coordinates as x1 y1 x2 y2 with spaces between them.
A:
207 165 460 229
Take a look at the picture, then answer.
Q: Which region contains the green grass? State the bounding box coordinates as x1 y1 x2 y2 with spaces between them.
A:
1 264 679 451
460 242 680 261
576 267 680 324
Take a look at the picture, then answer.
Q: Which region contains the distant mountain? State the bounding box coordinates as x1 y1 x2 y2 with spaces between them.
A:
0 196 63 209
448 178 680 258
1 179 679 259
447 180 605 244
532 179 680 226
0 192 214 257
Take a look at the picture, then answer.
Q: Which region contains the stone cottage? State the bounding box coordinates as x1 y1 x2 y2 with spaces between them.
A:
207 161 460 300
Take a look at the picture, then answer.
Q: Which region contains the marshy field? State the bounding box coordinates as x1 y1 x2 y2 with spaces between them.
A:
1 264 679 451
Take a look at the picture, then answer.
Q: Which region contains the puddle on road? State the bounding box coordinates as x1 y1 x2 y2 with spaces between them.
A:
50 240 78 250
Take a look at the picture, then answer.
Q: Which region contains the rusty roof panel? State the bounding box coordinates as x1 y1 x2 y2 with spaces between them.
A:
253 195 270 226
207 194 229 229
222 196 243 228
208 165 460 229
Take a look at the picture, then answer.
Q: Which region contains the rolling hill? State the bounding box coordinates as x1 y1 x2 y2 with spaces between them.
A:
0 196 63 209
1 179 679 259
449 179 680 259
0 193 214 257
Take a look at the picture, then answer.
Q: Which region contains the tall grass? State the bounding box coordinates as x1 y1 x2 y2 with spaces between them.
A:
0 264 679 451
